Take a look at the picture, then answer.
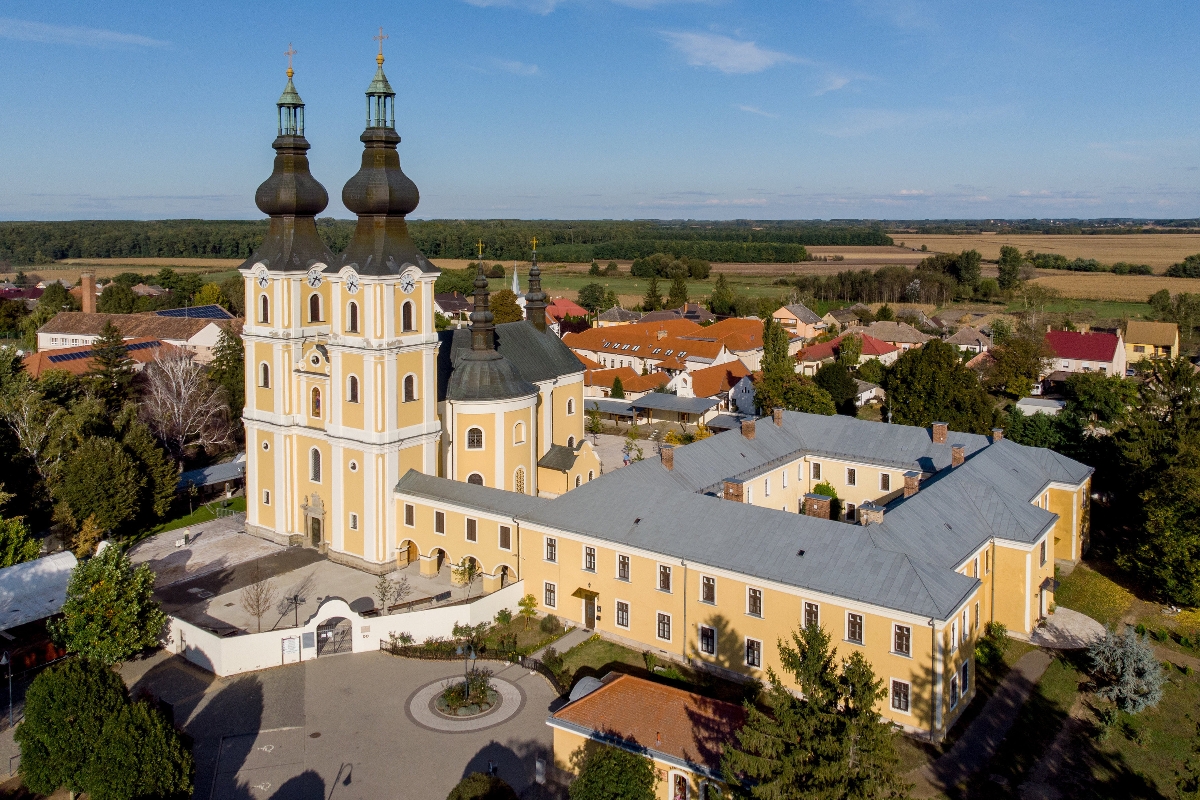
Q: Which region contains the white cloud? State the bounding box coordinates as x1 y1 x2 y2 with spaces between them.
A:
662 31 798 74
0 18 168 47
736 104 778 119
494 58 539 76
814 74 853 95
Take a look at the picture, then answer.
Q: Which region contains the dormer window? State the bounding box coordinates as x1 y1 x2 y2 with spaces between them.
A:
653 348 661 354
665 349 673 355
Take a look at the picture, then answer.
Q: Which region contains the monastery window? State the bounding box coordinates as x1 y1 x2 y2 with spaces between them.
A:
513 422 526 445
567 436 575 448
588 470 594 481
701 576 715 604
961 661 970 697
545 537 557 563
434 511 445 535
745 638 762 668
404 504 415 527
514 467 525 494
880 473 890 492
746 485 753 504
309 449 322 483
1039 540 1047 566
403 374 416 402
949 674 960 709
962 610 969 643
804 602 819 628
616 601 630 629
950 621 959 653
584 546 596 572
894 625 911 656
309 293 321 323
402 301 414 332
261 440 270 451
311 388 321 418
699 625 715 655
811 462 821 480
499 525 511 550
617 555 630 581
466 518 477 542
259 363 270 388
656 612 672 642
782 470 788 489
466 427 484 450
891 680 911 713
348 375 359 404
984 550 991 574
658 565 672 593
846 468 856 486
544 582 557 608
262 490 271 505
349 513 358 530
846 613 864 645
574 475 582 488
347 301 359 333
975 602 980 630
260 295 270 324
566 398 576 415
764 477 771 497
467 473 484 486
348 460 357 472
747 588 763 618
972 558 979 578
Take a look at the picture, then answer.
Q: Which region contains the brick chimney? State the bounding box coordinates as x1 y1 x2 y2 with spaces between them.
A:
773 408 783 426
723 480 744 502
741 419 756 440
803 493 831 519
80 271 96 315
931 421 948 444
858 501 884 526
991 427 1004 444
660 444 674 471
951 444 965 468
903 471 920 498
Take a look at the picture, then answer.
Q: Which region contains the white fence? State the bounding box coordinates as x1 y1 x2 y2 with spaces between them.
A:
167 581 526 677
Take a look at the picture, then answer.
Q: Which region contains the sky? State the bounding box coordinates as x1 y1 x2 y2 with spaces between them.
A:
1 1 1198 221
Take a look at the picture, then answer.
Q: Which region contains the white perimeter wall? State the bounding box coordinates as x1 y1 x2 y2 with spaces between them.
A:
166 581 527 677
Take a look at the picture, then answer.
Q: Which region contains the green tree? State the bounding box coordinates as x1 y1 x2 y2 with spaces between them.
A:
756 317 836 416
588 262 601 276
218 275 245 316
874 304 895 321
998 245 1023 290
192 282 226 307
518 593 538 630
97 283 138 314
984 326 1051 399
885 340 991 433
586 403 604 440
1062 372 1137 427
642 275 662 312
49 544 167 664
856 358 886 386
87 321 135 412
611 376 625 399
88 698 193 800
667 273 689 309
490 289 524 324
837 334 862 368
710 272 736 316
209 327 245 429
810 480 843 520
814 361 858 416
117 407 177 525
569 744 657 800
0 516 41 567
54 436 142 533
577 284 608 314
448 772 519 800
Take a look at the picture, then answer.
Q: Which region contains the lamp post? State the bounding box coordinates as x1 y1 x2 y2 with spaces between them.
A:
1 652 11 728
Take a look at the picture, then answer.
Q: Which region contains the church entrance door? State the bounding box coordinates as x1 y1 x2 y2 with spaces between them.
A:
310 517 322 548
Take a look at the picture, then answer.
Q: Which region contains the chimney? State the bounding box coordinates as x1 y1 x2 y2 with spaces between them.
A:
903 471 920 498
81 271 96 315
951 444 965 468
660 444 674 471
772 408 783 426
991 427 1004 444
803 493 831 520
931 422 948 444
723 480 744 503
858 501 884 526
741 419 756 440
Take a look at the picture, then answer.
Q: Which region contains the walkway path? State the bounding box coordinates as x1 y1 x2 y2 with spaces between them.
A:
532 626 592 660
908 650 1053 798
1029 608 1105 649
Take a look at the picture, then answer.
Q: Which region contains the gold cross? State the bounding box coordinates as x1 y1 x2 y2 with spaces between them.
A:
477 240 484 257
285 43 297 76
531 236 538 250
374 26 388 56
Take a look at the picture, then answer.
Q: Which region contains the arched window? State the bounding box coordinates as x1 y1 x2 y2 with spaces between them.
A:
309 293 321 322
310 448 321 482
513 421 526 445
348 375 359 403
311 387 321 417
566 398 576 415
514 467 526 494
467 473 484 486
588 470 594 481
575 475 582 488
466 427 483 450
260 363 270 388
567 436 575 448
402 301 414 332
347 302 359 333
260 295 270 324
404 374 416 402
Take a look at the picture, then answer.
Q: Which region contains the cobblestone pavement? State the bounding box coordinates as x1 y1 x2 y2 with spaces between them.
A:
129 514 280 589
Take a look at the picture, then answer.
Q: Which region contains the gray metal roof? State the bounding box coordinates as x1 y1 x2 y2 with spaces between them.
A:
178 459 246 490
395 470 548 518
707 414 744 431
597 307 640 322
494 321 586 384
782 303 823 325
0 552 78 631
538 444 580 472
630 394 719 414
587 399 634 417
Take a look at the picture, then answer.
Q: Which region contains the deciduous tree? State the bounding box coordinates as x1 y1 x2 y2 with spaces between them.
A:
448 772 519 800
489 289 523 324
814 361 858 416
998 245 1023 290
54 436 142 534
0 516 40 567
885 339 992 433
984 325 1052 399
141 349 233 464
577 284 608 314
569 744 657 800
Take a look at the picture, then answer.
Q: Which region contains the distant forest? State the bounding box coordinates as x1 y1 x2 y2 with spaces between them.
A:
888 219 1200 235
0 219 894 266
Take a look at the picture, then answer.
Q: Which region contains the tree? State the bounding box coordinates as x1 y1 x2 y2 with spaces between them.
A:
642 275 662 312
241 573 278 632
1062 372 1137 427
55 436 142 533
453 557 482 596
809 480 843 520
219 275 245 316
448 772 519 800
490 289 523 324
569 744 657 800
0 516 40 567
984 325 1052 399
874 304 895 321
518 593 538 630
611 376 625 399
577 284 607 314
756 317 836 416
87 321 135 412
837 334 862 368
97 283 138 314
87 697 194 800
622 425 644 462
586 403 603 441
710 272 736 316
667 273 689 309
49 544 166 664
208 327 245 427
1165 254 1200 278
998 245 1023 290
73 514 105 558
140 349 233 464
116 407 177 526
1088 626 1164 713
192 282 226 307
375 573 398 613
885 340 992 433
814 362 858 416
857 358 886 386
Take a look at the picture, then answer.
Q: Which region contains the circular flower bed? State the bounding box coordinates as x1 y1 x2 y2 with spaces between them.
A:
435 668 500 717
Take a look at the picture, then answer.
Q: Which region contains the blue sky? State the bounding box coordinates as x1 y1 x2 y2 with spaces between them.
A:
1 1 1197 221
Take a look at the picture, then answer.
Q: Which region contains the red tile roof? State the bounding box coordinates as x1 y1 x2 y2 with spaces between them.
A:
797 333 897 363
689 360 752 398
22 337 171 378
546 298 588 322
585 366 640 388
1044 330 1120 362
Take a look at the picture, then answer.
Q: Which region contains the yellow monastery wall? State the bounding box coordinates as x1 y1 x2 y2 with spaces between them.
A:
340 351 365 431
456 412 497 487
341 447 366 557
504 407 535 493
396 350 427 429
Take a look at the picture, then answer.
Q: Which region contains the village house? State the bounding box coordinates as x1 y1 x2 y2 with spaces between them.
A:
433 291 472 323
795 332 899 377
943 326 993 354
563 318 771 376
821 307 862 331
22 337 169 378
668 360 752 412
640 303 717 325
584 366 670 399
596 306 641 327
1043 329 1126 377
843 321 933 352
1123 320 1179 370
36 310 235 363
773 302 828 342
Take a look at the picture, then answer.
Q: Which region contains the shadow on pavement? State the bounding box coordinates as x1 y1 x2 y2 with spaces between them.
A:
463 738 554 799
269 769 326 800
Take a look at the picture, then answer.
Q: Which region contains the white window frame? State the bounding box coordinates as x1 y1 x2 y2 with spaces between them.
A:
962 610 969 643
746 485 753 504
880 472 890 491
699 624 716 655
262 489 271 505
615 599 630 630
949 673 960 709
746 587 763 618
465 517 478 543
259 362 271 388
545 537 557 563
434 510 445 535
811 462 821 480
700 575 716 605
349 513 359 530
656 611 672 642
745 637 763 668
544 581 557 609
402 373 418 403
499 525 512 551
951 620 959 653
890 678 912 714
782 470 788 489
846 612 864 645
764 476 771 497
804 601 820 629
583 546 596 572
513 421 526 445
893 624 912 657
617 554 630 582
466 427 485 450
658 564 673 594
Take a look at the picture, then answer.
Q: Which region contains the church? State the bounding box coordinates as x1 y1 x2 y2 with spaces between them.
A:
238 49 600 573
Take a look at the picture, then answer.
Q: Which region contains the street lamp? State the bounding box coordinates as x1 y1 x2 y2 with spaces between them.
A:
1 652 11 728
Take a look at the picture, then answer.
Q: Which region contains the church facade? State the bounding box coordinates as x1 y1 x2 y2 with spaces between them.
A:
239 53 599 573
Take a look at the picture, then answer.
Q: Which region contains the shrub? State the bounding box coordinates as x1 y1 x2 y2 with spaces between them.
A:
976 621 1011 668
542 646 564 674
1087 626 1164 714
447 772 519 800
569 744 658 800
540 613 563 634
642 651 658 672
495 608 513 626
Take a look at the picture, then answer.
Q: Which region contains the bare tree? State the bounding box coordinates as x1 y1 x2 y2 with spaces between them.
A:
0 386 65 481
374 574 414 614
140 349 233 463
241 573 278 632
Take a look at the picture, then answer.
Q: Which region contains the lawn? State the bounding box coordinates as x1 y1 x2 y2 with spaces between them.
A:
484 617 571 656
149 496 245 536
1055 563 1135 628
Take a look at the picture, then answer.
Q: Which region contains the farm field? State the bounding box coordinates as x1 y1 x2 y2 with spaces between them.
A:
890 232 1200 270
1029 272 1200 302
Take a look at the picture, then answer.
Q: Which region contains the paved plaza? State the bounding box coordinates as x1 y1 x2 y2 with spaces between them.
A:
130 514 281 589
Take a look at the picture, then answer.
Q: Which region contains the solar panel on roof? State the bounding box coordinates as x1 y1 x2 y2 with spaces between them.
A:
154 304 233 320
46 340 159 364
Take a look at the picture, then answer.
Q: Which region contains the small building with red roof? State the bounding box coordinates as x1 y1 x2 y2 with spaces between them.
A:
796 332 899 376
1043 329 1126 378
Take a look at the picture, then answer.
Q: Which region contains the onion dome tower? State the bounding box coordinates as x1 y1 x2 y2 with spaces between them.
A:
334 35 435 276
446 264 537 401
240 49 335 272
524 237 548 332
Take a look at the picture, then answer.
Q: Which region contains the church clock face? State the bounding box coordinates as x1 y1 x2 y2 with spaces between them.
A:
345 274 361 294
257 274 269 288
306 269 323 288
399 273 416 294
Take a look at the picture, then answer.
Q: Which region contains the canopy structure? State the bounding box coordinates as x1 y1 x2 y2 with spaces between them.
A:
0 551 78 631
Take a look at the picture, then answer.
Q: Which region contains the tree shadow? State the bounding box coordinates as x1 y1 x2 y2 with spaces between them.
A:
182 674 266 800
269 769 326 800
462 738 556 799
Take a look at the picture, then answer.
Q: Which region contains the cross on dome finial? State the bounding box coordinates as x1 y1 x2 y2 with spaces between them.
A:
285 43 297 77
477 240 484 258
374 26 388 65
531 236 538 251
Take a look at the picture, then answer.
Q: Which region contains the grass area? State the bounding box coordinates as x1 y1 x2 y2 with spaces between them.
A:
484 617 570 655
149 496 245 536
1056 563 1135 628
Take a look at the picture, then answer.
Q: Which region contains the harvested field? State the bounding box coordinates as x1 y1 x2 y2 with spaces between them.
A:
891 233 1200 270
1030 273 1200 302
57 257 243 268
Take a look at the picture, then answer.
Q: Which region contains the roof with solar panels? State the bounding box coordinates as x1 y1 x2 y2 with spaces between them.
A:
22 338 174 378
